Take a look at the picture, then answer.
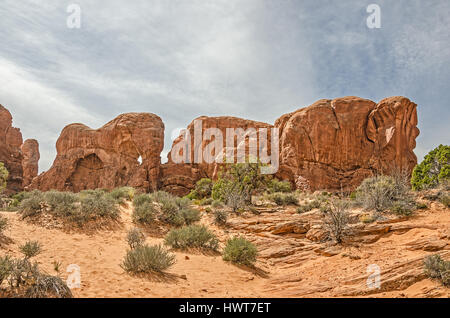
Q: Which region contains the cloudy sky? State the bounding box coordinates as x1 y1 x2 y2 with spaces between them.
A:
0 0 449 172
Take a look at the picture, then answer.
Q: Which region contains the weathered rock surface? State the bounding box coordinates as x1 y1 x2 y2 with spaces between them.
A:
28 113 164 192
162 116 272 195
21 139 40 187
0 105 24 193
275 96 419 192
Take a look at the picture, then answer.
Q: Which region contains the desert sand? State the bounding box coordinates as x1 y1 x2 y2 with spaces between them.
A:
0 200 449 298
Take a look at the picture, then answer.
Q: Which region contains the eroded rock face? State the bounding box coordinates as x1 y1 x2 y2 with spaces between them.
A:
275 96 419 192
28 113 164 192
0 105 24 193
21 139 40 187
162 116 273 195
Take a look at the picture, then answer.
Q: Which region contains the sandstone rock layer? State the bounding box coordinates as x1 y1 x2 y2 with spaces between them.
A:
275 96 419 192
21 139 40 187
0 105 24 193
29 113 164 192
162 116 273 195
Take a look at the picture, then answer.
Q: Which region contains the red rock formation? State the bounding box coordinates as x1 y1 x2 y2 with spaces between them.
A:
21 139 40 187
162 116 273 195
28 113 164 192
275 96 419 192
0 105 24 193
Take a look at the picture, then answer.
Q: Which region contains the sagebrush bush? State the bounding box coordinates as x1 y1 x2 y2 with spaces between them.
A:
0 215 8 235
18 190 44 218
440 194 450 208
127 227 145 249
19 240 42 259
222 236 257 266
133 202 156 224
164 225 219 250
355 174 414 214
179 208 200 225
211 200 223 209
269 192 298 206
268 178 292 193
44 191 78 217
110 186 135 203
424 254 450 286
79 192 119 219
0 255 72 298
18 189 120 226
121 244 176 274
214 210 228 225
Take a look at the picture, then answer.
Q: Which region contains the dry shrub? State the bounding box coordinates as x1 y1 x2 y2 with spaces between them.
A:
127 227 145 249
222 236 258 266
324 199 350 244
121 244 175 274
164 225 218 251
424 254 450 286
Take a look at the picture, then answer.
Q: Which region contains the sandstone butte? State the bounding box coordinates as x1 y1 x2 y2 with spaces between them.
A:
0 96 419 195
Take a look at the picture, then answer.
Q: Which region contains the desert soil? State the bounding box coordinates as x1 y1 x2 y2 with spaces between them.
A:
0 200 449 298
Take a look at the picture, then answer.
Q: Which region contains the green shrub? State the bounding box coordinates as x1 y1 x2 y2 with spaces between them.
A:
79 192 119 219
0 256 72 298
149 191 173 203
121 244 176 274
211 200 223 209
412 145 450 190
424 254 450 286
180 208 200 225
19 241 42 259
199 197 213 206
44 191 78 217
133 193 152 207
268 178 292 193
390 200 414 216
0 162 8 193
186 178 213 200
0 215 8 234
214 210 228 225
355 175 410 212
164 225 218 250
159 197 184 226
175 197 191 209
133 202 157 224
440 194 450 208
211 178 233 202
212 162 270 203
18 191 45 218
110 186 135 203
222 237 257 266
127 227 145 249
269 192 298 206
